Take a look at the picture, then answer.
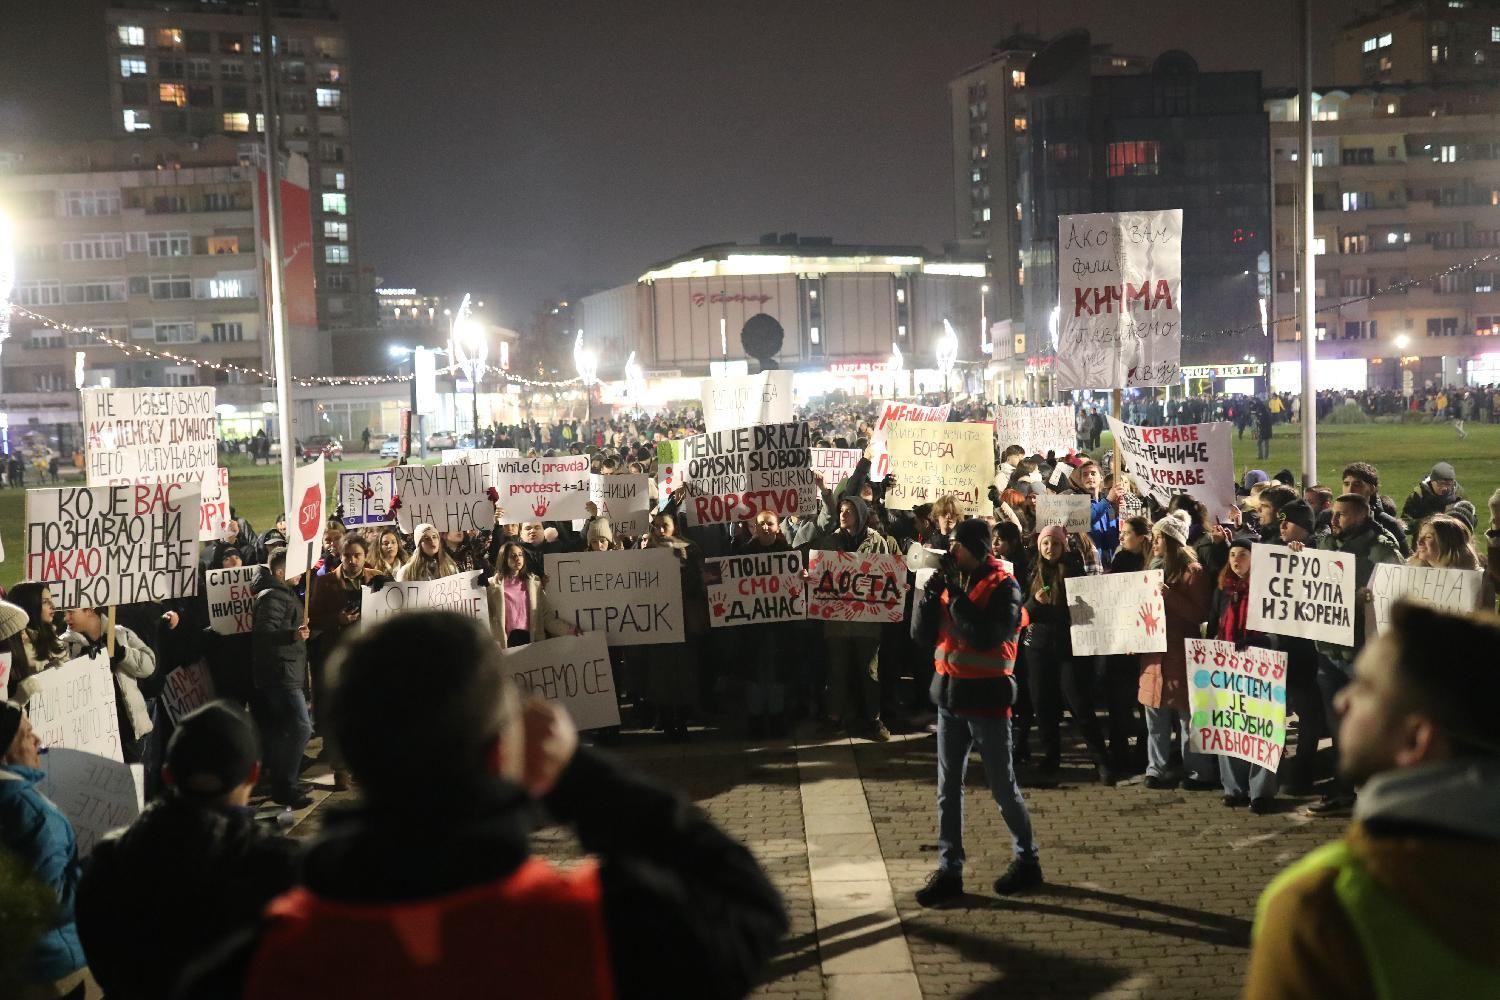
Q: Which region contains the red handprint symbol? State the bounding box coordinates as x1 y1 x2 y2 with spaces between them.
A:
1138 603 1161 636
1191 644 1207 665
531 497 550 517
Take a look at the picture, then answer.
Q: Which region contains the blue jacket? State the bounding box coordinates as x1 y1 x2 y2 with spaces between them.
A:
0 764 86 980
1088 496 1119 564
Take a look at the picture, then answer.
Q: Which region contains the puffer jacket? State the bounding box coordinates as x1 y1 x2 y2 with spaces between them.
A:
60 624 156 742
0 764 86 981
1401 477 1465 534
251 570 307 690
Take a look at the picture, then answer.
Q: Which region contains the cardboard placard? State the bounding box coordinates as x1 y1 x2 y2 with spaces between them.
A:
442 448 522 492
492 454 591 523
26 483 200 608
503 632 621 731
809 447 862 489
700 370 794 432
160 661 215 724
198 467 232 541
26 654 122 761
661 422 816 527
337 469 396 527
589 473 651 538
39 749 143 857
205 564 265 635
870 401 949 479
1107 416 1234 512
360 570 488 628
705 550 806 627
393 463 497 533
1366 563 1484 636
285 457 326 582
1036 493 1093 533
805 550 908 624
1246 544 1356 646
1065 569 1167 656
883 421 993 515
544 549 685 646
80 386 219 491
995 404 1077 458
1185 638 1288 772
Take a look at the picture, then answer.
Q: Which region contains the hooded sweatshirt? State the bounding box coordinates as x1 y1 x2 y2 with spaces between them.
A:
811 494 894 639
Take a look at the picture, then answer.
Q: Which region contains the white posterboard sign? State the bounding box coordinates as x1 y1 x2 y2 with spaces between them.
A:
1106 416 1234 512
806 550 909 625
700 370 794 433
1036 493 1093 533
1366 563 1483 636
198 467 232 542
704 550 806 627
871 401 949 479
1066 569 1167 656
492 454 591 523
809 448 861 489
26 655 123 762
285 457 327 582
160 661 216 724
80 386 219 492
360 570 488 629
1185 638 1288 772
205 564 265 635
39 749 144 857
589 474 651 538
337 469 396 527
544 549 685 646
661 422 816 527
441 448 522 491
1246 544 1356 647
1056 209 1182 389
26 483 200 608
882 421 993 516
995 405 1077 459
393 463 497 533
503 632 621 731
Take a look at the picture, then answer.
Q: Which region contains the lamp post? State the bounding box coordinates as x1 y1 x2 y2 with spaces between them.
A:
574 330 599 425
624 350 644 417
449 293 487 443
936 318 959 402
979 283 990 355
888 343 904 399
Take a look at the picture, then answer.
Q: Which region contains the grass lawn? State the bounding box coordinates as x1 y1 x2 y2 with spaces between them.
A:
0 422 1494 589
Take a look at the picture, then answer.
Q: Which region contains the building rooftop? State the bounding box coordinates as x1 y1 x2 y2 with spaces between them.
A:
637 236 985 282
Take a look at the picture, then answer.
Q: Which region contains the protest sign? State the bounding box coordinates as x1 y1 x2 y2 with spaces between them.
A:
806 550 908 624
1065 569 1167 656
1106 416 1234 511
871 401 949 479
1036 493 1093 533
883 421 993 515
39 749 143 857
26 483 200 608
26 654 122 761
1056 209 1182 390
492 454 591 523
81 386 219 491
1247 544 1356 646
704 550 806 627
160 661 215 724
361 570 488 628
337 469 396 527
700 370 794 432
545 549 684 646
661 422 816 527
205 564 264 635
442 448 522 491
1185 638 1288 772
1366 563 1483 636
285 457 326 581
589 473 651 538
995 405 1077 458
810 447 862 489
1118 489 1148 522
198 467 231 541
504 633 620 731
393 462 497 533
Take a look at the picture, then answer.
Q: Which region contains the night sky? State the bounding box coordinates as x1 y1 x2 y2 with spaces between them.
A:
2 0 1365 328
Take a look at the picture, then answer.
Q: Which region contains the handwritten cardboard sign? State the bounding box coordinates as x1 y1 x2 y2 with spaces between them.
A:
705 550 806 627
700 370 794 432
883 421 993 515
81 386 218 491
1366 563 1484 636
205 564 265 635
360 571 489 628
1107 416 1233 511
995 404 1076 458
1036 493 1093 533
26 655 122 762
1186 638 1288 772
393 463 497 533
503 632 621 731
806 550 908 624
337 469 396 527
871 401 949 479
39 749 143 857
1065 569 1167 656
1247 544 1355 646
492 454 591 523
662 422 816 527
544 550 684 646
160 661 215 724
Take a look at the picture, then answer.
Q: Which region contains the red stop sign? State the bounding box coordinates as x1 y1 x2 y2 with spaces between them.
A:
298 484 322 542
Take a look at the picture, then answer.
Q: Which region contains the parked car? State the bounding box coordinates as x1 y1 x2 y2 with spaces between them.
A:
426 430 457 450
302 435 344 461
379 434 401 459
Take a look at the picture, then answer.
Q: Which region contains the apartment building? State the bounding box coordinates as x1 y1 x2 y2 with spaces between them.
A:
1334 0 1500 86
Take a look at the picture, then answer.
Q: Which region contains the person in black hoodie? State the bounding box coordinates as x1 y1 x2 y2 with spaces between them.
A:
250 549 312 809
77 702 297 1000
178 612 787 1000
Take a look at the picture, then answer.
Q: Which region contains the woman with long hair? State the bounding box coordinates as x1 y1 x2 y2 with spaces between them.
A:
1102 515 1152 774
1410 513 1480 570
5 582 68 703
366 527 408 578
1139 510 1216 790
396 524 459 582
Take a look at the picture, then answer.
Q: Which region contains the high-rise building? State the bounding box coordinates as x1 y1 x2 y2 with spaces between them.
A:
103 1 364 335
1334 0 1500 86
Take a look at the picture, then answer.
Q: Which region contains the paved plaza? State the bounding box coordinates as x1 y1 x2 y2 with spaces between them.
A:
288 728 1341 1000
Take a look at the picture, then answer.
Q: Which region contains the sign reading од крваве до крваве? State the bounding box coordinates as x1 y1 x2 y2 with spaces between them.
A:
1106 416 1233 512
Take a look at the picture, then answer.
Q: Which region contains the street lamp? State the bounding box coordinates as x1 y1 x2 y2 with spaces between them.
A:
888 343 904 399
623 350 644 416
980 283 991 355
1394 334 1410 350
574 330 599 423
936 318 959 402
449 294 487 442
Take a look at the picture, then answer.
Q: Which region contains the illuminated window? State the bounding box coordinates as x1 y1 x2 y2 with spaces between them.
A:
981 207 991 221
120 57 147 77
321 192 347 215
315 87 342 109
155 27 183 50
1012 116 1027 133
1106 140 1160 177
1311 237 1326 255
206 277 245 298
1439 144 1458 162
1493 26 1500 42
206 235 240 254
222 112 249 132
1380 33 1392 46
118 25 145 46
122 109 150 132
1386 102 1398 114
325 244 350 264
1431 44 1449 64
1010 69 1025 88
1379 55 1393 72
321 221 348 242
333 170 346 190
158 83 186 106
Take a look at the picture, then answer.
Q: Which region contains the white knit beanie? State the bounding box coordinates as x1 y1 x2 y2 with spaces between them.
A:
1152 509 1192 547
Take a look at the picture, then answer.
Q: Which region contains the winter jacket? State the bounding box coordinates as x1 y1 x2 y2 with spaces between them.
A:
1371 496 1411 558
1401 478 1466 535
1245 757 1500 1000
0 765 86 981
1020 549 1087 658
913 556 1023 715
810 498 896 641
307 565 379 642
250 572 307 690
76 795 299 1000
176 748 788 1000
60 624 156 743
1138 562 1212 712
1314 520 1403 663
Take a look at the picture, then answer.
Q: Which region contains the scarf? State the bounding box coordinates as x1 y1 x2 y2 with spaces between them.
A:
1218 572 1250 643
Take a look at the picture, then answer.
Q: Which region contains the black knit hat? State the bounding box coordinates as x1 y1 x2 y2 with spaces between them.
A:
1279 499 1316 534
0 701 23 757
954 518 992 560
166 701 260 797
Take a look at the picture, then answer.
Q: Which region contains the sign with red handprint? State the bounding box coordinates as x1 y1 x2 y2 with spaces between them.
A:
391 462 497 534
1064 569 1168 656
705 551 806 628
1185 637 1289 772
490 454 592 525
805 551 908 624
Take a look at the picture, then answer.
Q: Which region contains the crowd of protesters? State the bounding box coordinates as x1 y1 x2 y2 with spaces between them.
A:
2 392 1499 998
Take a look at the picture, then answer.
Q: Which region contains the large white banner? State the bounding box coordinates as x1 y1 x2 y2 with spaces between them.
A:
205 564 265 635
871 401 949 479
39 749 143 857
337 469 396 527
80 386 219 491
995 405 1077 458
589 473 651 538
26 483 200 607
1247 544 1356 646
1366 563 1484 636
1056 210 1182 390
660 422 816 527
882 421 993 515
544 549 684 646
700 370 794 432
360 571 489 628
393 463 497 533
285 457 327 581
705 550 806 627
26 655 122 762
492 454 591 523
1065 569 1167 656
1106 416 1234 512
504 633 621 731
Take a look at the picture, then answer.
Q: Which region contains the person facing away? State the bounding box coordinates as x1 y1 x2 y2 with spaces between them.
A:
1244 602 1500 999
178 611 788 1000
75 701 298 1000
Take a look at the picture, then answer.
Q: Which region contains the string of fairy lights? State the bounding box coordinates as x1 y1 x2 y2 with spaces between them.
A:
9 247 1500 383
